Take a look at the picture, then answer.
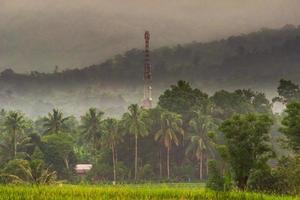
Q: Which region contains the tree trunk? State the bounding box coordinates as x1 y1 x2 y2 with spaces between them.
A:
134 133 138 181
64 158 69 169
159 148 162 179
237 176 248 190
93 134 97 163
115 148 118 164
206 153 209 178
93 134 95 153
199 151 203 180
13 128 17 158
55 123 59 134
128 134 131 178
112 144 116 183
167 146 170 180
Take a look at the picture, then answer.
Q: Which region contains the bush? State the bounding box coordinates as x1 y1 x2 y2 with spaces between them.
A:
0 159 57 184
86 163 112 183
223 173 233 191
138 164 155 181
206 160 224 191
116 162 130 181
0 159 29 183
247 165 288 194
172 163 196 182
276 156 300 194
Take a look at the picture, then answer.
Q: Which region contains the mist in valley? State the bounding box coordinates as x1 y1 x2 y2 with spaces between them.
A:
0 0 300 117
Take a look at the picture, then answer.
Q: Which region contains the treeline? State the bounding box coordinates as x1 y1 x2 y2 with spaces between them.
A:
0 80 300 194
2 24 300 118
1 24 300 92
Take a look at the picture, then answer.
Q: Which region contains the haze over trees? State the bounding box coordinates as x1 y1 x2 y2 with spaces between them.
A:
0 25 300 117
0 79 300 195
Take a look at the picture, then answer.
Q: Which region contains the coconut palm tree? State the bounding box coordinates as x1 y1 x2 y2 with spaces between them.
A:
188 110 217 178
185 135 206 180
102 118 123 183
3 111 27 158
80 108 104 158
43 109 69 134
0 134 30 162
0 159 57 184
122 104 148 181
154 111 184 179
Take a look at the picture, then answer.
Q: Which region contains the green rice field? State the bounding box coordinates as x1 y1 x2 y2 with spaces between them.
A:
0 184 298 200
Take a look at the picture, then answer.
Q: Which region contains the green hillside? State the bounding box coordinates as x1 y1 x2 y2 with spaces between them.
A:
0 24 300 116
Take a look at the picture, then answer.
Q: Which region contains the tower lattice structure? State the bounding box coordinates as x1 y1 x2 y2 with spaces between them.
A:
142 31 152 109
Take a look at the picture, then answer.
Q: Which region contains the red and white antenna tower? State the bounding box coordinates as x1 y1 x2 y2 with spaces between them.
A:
141 31 152 109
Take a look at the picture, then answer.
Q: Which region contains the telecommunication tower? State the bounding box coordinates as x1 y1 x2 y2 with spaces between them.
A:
141 31 152 109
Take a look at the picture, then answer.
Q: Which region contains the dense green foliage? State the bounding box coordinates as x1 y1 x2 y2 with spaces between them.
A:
158 80 209 122
273 79 300 104
280 102 300 152
0 79 300 196
207 160 225 191
220 114 274 190
0 159 57 184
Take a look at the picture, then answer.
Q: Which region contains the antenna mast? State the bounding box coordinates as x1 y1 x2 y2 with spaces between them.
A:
142 31 152 108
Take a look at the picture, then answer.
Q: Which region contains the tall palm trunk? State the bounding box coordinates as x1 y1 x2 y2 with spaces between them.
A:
206 153 209 178
64 158 69 169
167 146 170 180
93 134 97 163
55 122 59 134
13 128 17 158
159 149 162 179
112 144 116 183
115 149 118 164
199 151 203 180
127 134 131 179
134 133 138 181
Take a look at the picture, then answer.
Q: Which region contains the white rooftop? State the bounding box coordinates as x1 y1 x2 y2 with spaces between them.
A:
75 164 92 173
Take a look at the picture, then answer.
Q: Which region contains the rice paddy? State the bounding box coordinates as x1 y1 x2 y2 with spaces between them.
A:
0 184 298 200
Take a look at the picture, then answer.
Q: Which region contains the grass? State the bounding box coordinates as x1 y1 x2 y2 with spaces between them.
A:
0 183 298 200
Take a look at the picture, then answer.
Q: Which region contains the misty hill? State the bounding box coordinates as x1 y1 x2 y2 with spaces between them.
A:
1 24 300 116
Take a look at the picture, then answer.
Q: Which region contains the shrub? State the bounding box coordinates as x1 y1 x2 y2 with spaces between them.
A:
173 163 196 182
0 159 57 184
116 162 130 181
276 156 300 194
86 163 112 183
138 164 155 181
247 165 288 194
206 160 224 191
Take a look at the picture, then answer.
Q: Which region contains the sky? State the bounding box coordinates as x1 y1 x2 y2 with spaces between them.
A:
0 0 300 73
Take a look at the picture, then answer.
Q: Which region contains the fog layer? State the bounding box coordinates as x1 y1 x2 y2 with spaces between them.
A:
0 0 300 72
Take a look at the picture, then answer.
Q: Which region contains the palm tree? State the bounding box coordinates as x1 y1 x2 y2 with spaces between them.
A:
80 108 104 158
122 104 148 181
188 110 217 178
3 111 27 158
0 134 30 162
185 136 206 180
43 109 69 134
102 118 123 183
0 159 57 184
154 111 184 179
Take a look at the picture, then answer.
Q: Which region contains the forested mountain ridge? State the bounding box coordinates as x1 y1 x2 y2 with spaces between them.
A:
0 24 300 116
1 24 300 90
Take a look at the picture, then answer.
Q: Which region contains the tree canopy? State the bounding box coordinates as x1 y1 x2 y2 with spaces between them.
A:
220 113 273 190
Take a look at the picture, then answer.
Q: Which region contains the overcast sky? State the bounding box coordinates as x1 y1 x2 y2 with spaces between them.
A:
0 0 300 73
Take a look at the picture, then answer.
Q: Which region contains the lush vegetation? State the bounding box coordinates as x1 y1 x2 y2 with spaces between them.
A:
0 79 300 198
0 184 297 200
